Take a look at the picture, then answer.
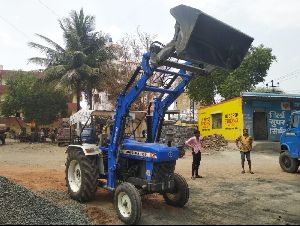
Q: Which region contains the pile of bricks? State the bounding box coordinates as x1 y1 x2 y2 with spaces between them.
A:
160 125 228 151
201 134 228 151
160 124 196 147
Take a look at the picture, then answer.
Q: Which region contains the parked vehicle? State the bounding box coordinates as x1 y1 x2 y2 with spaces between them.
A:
279 111 300 173
18 128 31 143
57 127 72 146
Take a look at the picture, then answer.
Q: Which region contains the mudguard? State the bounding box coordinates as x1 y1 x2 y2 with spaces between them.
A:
66 144 100 156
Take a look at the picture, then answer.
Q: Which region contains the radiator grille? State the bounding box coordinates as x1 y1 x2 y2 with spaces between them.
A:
152 161 176 182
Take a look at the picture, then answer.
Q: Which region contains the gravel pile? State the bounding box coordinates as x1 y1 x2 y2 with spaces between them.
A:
0 177 91 225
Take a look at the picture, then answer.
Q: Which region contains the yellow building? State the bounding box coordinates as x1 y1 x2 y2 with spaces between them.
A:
199 93 300 141
198 97 243 141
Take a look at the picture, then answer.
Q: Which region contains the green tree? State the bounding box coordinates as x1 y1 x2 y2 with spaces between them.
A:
185 74 216 105
0 72 68 126
28 9 115 110
25 88 68 125
1 72 36 117
187 45 276 105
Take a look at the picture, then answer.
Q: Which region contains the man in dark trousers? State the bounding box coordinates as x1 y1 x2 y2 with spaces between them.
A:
185 130 203 179
236 128 254 174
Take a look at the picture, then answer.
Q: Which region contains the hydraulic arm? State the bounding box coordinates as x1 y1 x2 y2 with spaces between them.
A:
106 54 204 189
106 4 253 190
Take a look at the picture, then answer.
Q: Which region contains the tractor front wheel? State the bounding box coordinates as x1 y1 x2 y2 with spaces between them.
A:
114 182 142 225
65 149 99 202
163 173 189 207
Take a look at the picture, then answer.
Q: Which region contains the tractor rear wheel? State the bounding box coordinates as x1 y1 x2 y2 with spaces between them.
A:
114 182 142 225
279 151 299 173
163 173 189 207
65 149 99 202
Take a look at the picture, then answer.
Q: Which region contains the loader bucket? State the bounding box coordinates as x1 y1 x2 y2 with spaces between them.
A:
170 5 254 70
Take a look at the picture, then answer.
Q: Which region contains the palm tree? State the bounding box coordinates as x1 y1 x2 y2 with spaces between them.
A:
28 9 115 110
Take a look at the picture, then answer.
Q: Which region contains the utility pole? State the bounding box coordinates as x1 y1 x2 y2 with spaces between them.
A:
190 98 195 122
266 80 280 93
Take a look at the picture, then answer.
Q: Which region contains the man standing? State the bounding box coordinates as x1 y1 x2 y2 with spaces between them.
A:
236 129 254 174
185 130 203 179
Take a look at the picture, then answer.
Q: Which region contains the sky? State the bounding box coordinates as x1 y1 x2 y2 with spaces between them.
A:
0 0 300 94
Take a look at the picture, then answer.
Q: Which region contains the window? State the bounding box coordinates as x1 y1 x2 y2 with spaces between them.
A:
212 113 222 129
291 115 300 128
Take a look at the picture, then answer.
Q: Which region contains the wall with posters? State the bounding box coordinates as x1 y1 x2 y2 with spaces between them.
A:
198 97 244 141
243 99 300 141
198 93 300 141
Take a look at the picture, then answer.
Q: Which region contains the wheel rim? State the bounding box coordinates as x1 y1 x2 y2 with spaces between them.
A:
165 187 180 201
283 156 292 169
68 160 82 193
118 192 132 218
165 192 180 200
165 193 177 200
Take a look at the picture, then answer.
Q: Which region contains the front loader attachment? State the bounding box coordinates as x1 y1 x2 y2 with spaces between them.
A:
155 4 254 70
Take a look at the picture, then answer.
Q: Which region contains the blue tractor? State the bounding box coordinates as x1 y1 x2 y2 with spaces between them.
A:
280 111 300 173
65 5 253 224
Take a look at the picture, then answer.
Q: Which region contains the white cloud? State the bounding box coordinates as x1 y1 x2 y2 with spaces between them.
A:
244 0 300 30
0 32 15 47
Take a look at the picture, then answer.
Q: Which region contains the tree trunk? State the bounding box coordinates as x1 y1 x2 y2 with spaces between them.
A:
87 89 93 110
76 84 81 111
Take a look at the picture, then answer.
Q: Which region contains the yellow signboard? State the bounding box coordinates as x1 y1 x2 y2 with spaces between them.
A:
198 97 243 141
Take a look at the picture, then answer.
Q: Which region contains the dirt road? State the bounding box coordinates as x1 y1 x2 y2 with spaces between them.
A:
0 140 299 225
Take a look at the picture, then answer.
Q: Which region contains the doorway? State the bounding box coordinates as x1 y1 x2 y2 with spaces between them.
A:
253 112 268 140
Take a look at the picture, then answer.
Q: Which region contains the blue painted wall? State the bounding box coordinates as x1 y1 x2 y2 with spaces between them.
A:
243 99 300 141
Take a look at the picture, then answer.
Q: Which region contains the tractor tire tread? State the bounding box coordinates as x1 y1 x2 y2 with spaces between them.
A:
163 173 189 207
65 149 98 202
279 151 299 173
114 182 142 225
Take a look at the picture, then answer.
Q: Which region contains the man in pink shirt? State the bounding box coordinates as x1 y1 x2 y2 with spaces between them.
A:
185 130 203 179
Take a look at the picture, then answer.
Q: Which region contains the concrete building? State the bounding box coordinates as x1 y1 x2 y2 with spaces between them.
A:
174 92 201 121
198 92 300 141
92 91 114 111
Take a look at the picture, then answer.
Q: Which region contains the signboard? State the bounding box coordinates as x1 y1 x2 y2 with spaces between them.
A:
200 117 211 131
224 113 239 130
268 111 287 140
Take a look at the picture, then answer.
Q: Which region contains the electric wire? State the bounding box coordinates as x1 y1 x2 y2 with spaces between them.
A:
0 15 31 41
37 0 61 18
265 69 300 85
